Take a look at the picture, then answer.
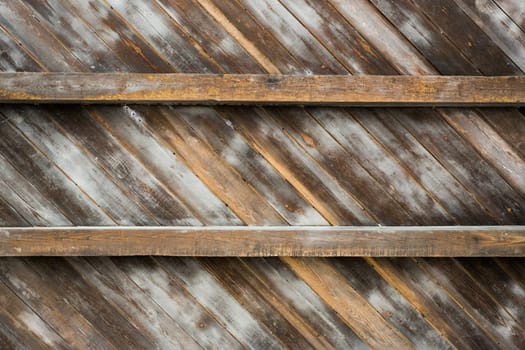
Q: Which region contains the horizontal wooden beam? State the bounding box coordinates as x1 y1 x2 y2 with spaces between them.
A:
1 226 524 256
0 73 524 105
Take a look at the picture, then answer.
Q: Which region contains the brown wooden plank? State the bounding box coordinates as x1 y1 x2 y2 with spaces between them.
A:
239 258 371 349
69 257 206 349
0 73 524 105
24 257 157 350
133 105 285 225
282 257 414 349
331 258 453 348
367 257 501 349
215 106 374 225
0 226 524 256
0 258 119 349
416 258 525 348
198 257 341 349
155 257 284 349
0 279 67 350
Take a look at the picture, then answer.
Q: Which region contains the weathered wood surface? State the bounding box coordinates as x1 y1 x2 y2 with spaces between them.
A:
1 0 525 348
1 73 524 105
1 226 524 256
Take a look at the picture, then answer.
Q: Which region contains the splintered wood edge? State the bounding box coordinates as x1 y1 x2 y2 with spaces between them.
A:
0 73 524 105
1 226 524 256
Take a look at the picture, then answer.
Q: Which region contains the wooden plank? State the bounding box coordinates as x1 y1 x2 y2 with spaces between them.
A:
88 106 242 226
416 258 525 347
170 106 327 225
155 257 285 349
367 257 501 349
282 257 414 349
237 258 370 349
0 73 524 105
66 257 205 349
216 106 375 225
0 258 119 349
0 226 524 256
198 257 345 349
331 258 453 348
111 257 245 349
25 258 158 349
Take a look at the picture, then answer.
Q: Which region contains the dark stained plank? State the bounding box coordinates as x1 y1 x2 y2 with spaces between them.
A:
69 257 205 349
0 258 118 349
458 258 525 327
1 73 525 105
24 257 157 350
453 0 525 72
495 258 525 297
480 108 525 160
0 226 524 256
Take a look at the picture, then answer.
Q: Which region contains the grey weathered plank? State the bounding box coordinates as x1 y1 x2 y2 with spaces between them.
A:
0 226 524 256
0 73 524 105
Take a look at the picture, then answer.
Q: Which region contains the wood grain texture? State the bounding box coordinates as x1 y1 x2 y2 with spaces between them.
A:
0 73 524 105
0 0 524 347
0 226 524 256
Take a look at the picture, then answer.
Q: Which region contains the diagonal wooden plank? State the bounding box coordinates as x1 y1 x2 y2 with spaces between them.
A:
282 257 415 349
0 226 524 256
367 257 501 349
1 73 524 105
239 257 371 349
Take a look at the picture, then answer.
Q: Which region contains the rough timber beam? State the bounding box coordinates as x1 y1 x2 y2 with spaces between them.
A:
1 73 524 106
1 226 524 256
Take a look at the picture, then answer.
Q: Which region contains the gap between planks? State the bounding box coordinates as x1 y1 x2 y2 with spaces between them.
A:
0 73 524 105
0 226 524 256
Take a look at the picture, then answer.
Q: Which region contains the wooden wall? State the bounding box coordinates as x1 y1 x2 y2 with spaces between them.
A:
0 0 524 348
